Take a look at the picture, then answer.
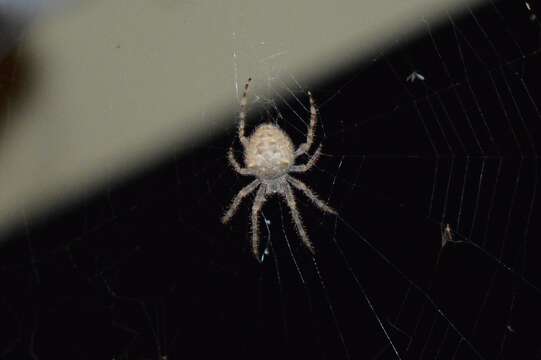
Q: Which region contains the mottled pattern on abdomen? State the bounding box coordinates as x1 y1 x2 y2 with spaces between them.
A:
244 124 295 179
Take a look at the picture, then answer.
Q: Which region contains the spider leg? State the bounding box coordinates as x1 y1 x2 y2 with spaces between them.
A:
295 90 317 157
238 78 252 148
251 185 267 261
290 144 322 173
283 182 315 254
228 147 252 175
287 176 337 215
222 179 260 224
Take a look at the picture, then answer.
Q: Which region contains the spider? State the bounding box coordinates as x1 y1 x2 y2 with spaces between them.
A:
222 78 337 261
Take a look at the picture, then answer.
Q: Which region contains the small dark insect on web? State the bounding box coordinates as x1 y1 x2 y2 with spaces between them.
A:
1 0 541 359
440 223 455 248
221 1 541 358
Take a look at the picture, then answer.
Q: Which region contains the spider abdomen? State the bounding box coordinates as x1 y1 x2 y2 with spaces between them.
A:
245 124 295 179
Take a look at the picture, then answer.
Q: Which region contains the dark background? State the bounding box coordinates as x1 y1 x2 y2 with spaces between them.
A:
1 0 541 359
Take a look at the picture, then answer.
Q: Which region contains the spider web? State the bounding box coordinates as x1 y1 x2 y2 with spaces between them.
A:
1 0 541 359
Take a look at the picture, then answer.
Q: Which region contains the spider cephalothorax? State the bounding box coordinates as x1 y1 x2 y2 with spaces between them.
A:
222 78 336 261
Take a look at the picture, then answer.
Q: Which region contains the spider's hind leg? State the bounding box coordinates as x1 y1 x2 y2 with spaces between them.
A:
290 144 322 173
228 147 252 176
238 78 252 147
295 90 317 157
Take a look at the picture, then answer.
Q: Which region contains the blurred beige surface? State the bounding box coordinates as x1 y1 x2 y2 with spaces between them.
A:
0 0 484 240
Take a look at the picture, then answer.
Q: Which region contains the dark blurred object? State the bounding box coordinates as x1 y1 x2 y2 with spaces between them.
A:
0 9 24 59
0 0 71 58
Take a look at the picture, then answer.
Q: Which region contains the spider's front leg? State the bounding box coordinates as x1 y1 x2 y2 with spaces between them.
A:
283 183 315 254
228 147 252 175
295 90 317 157
222 179 260 224
287 176 336 215
251 186 267 261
